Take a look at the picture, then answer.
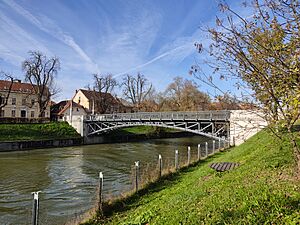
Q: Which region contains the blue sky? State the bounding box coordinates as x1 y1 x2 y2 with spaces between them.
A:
0 0 243 101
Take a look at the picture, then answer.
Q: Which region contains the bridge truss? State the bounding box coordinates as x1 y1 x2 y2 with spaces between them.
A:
84 111 230 140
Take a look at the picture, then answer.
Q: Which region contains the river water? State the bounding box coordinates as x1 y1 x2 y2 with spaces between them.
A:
0 136 215 225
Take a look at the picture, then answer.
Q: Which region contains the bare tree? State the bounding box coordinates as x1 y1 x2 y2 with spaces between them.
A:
191 0 300 175
121 73 153 110
0 71 15 111
22 51 60 117
91 73 118 114
163 77 211 111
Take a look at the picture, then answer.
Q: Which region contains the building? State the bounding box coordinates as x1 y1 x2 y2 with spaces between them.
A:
72 89 133 114
0 80 50 119
51 100 87 121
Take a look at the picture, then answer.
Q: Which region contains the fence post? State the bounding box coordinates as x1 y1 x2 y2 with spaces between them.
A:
158 154 162 178
218 138 221 150
135 161 139 192
175 150 179 170
187 146 191 165
232 136 235 146
212 140 215 154
197 144 200 160
98 172 103 213
31 191 41 225
205 142 208 157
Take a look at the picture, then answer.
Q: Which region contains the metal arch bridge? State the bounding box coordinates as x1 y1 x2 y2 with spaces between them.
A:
83 111 231 140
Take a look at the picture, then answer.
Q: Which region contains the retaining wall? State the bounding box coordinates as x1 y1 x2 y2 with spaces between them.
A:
0 138 83 152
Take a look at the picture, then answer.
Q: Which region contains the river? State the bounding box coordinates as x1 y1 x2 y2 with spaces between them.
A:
0 136 216 225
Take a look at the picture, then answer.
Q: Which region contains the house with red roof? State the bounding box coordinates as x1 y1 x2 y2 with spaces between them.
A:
0 80 50 119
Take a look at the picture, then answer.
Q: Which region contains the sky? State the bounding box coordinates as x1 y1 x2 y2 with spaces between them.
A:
0 0 243 101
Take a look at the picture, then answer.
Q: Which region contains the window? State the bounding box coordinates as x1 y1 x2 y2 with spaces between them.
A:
31 99 35 105
22 98 26 105
78 96 81 104
0 96 3 105
0 110 4 117
20 110 26 118
12 98 16 105
31 111 34 118
11 110 16 117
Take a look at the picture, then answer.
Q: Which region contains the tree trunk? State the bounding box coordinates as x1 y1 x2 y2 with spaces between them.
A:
288 129 300 179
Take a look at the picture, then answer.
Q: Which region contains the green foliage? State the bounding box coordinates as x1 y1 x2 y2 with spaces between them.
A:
0 122 80 141
84 130 300 224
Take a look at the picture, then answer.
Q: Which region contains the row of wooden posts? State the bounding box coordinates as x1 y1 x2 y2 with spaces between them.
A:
97 139 229 214
30 139 230 225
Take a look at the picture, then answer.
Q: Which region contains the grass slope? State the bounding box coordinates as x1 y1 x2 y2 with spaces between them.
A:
0 122 80 141
86 130 300 225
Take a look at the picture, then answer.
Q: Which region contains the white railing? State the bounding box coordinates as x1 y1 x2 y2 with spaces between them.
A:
85 111 230 122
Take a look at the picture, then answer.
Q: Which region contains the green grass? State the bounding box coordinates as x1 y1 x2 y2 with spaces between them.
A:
0 122 80 141
85 130 300 225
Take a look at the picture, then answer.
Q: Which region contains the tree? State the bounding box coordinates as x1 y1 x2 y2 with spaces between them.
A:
91 73 118 114
191 0 300 175
22 51 60 117
121 73 153 110
211 94 242 110
163 77 210 111
0 71 15 110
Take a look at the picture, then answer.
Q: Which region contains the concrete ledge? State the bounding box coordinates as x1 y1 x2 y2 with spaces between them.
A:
0 137 83 152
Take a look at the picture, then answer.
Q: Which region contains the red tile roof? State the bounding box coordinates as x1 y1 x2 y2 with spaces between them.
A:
0 80 35 92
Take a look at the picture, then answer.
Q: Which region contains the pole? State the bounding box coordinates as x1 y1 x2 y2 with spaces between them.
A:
205 142 208 157
158 154 162 178
213 140 215 154
187 146 191 165
197 144 200 160
98 172 103 213
31 191 41 225
135 161 139 192
218 138 221 150
175 150 179 170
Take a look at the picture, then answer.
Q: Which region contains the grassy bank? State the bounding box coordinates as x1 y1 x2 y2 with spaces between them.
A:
0 122 80 141
84 130 300 224
109 126 180 137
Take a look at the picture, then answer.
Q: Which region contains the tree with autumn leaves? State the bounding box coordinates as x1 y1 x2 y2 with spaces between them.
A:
191 0 300 175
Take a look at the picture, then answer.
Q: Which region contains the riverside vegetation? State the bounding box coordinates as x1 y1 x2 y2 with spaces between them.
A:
0 122 80 141
83 129 300 224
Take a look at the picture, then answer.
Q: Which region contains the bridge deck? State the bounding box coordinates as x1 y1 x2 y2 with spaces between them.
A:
85 111 230 122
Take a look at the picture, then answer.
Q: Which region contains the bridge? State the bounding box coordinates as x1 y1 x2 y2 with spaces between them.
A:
83 111 230 141
68 110 267 146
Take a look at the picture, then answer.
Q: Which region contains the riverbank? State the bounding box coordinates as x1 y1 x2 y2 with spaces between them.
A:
0 122 80 141
83 130 300 224
0 123 197 151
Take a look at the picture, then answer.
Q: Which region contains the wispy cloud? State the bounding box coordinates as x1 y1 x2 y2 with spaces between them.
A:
0 11 50 67
3 0 98 72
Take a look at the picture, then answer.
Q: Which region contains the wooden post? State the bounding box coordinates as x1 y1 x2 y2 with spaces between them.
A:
175 150 179 170
218 138 221 150
197 144 200 160
187 146 191 165
135 161 139 192
205 142 208 157
31 191 40 225
212 140 215 154
158 154 162 178
98 172 103 213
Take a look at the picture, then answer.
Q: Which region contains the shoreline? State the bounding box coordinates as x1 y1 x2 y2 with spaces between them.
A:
0 132 197 152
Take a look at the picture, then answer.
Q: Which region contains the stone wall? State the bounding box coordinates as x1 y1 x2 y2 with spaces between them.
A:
229 110 267 146
0 138 83 152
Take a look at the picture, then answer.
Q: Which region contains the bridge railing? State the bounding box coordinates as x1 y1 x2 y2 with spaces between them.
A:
85 111 230 121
